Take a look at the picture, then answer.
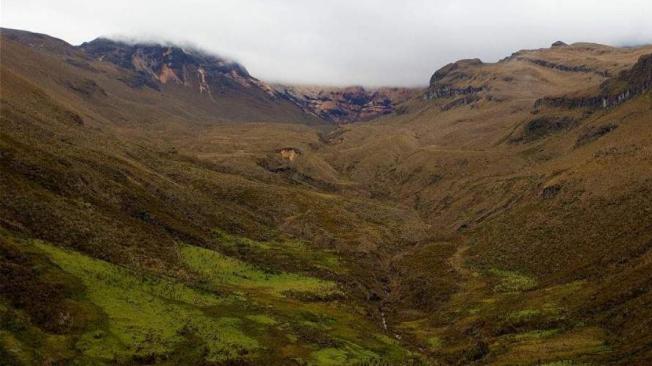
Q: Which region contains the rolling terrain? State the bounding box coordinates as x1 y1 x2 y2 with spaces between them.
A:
1 28 651 365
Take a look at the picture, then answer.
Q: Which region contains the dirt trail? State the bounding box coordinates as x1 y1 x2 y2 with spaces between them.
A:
448 243 472 278
447 241 488 307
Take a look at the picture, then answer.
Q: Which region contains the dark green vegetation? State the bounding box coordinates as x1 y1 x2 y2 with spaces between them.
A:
1 28 652 365
1 234 410 364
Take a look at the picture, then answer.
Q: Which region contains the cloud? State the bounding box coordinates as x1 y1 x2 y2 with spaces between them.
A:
2 0 652 86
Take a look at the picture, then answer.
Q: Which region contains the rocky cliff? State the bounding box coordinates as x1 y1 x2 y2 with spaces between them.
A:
274 85 420 123
535 53 652 110
426 58 484 100
80 38 277 98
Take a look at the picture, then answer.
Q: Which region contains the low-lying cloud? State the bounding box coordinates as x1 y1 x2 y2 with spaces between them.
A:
2 0 652 87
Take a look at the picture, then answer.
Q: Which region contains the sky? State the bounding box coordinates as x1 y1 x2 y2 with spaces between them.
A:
2 0 652 87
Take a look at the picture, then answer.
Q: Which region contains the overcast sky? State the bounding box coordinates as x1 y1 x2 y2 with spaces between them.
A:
2 0 652 87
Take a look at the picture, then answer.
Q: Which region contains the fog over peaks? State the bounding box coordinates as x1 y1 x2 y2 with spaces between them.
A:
2 0 652 86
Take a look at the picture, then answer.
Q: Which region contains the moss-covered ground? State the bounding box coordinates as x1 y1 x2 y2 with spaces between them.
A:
1 233 417 365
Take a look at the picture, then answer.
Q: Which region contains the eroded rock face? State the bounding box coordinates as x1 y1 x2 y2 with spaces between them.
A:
603 53 652 95
279 147 301 162
429 58 483 84
426 59 484 100
535 53 652 110
518 57 609 76
274 85 420 123
79 38 276 97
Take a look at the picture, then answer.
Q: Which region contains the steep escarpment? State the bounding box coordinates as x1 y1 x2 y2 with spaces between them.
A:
535 53 652 110
426 58 485 99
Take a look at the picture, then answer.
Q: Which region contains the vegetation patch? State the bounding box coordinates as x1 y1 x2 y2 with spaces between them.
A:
489 268 537 292
513 328 560 340
312 347 349 365
396 319 445 352
491 327 607 365
427 336 443 350
3 238 409 364
180 243 341 298
34 240 260 363
311 343 380 365
211 229 343 274
245 314 278 326
507 309 541 322
519 116 577 142
541 361 587 366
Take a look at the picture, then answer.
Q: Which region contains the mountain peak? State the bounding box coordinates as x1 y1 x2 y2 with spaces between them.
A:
90 38 246 69
79 38 261 94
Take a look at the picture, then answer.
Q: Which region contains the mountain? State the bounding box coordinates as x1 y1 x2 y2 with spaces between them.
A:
1 28 652 365
78 35 420 125
79 37 279 98
274 85 421 123
1 28 321 126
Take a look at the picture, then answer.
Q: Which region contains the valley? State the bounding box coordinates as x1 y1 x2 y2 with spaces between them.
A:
1 27 651 365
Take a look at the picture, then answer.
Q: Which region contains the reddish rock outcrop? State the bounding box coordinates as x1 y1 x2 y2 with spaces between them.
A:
275 85 420 123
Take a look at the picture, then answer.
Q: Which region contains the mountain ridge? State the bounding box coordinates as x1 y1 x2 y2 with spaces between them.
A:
3 27 424 124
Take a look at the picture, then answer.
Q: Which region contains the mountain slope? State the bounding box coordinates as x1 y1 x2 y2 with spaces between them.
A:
318 41 652 364
2 28 322 126
0 28 427 365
